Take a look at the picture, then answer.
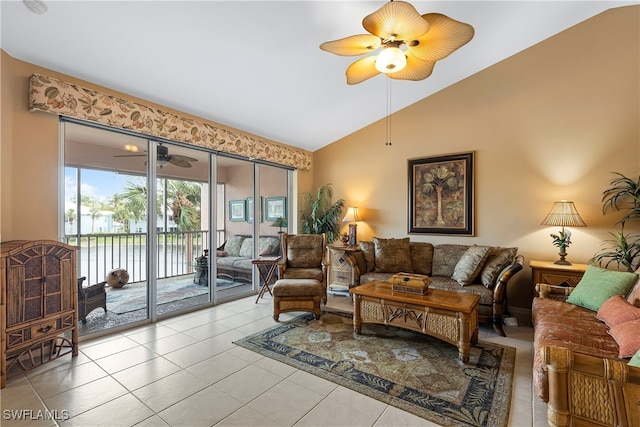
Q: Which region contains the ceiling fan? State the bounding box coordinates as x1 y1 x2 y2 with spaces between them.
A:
114 144 197 168
320 0 474 85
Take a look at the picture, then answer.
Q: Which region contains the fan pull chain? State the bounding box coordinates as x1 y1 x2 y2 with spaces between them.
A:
385 78 392 146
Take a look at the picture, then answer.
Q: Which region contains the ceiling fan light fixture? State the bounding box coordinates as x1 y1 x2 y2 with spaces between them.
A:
375 45 406 73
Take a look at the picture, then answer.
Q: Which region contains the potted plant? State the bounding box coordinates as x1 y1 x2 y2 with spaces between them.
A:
590 172 640 272
300 184 345 244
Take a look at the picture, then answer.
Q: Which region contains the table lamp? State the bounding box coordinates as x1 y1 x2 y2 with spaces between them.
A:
541 200 586 265
342 207 361 247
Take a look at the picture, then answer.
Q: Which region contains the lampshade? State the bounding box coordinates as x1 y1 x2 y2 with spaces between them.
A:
541 201 586 227
375 45 407 73
343 207 361 223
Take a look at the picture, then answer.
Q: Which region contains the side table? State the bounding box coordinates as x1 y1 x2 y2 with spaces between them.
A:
530 260 588 297
253 256 282 303
327 245 361 295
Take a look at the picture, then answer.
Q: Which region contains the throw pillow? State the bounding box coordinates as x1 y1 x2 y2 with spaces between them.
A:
479 247 518 288
216 250 227 257
567 265 639 312
451 245 490 286
432 244 472 277
224 235 246 257
629 349 640 367
608 318 640 358
239 238 254 258
359 241 375 272
626 267 640 307
373 237 413 273
259 236 280 256
410 242 433 275
596 295 640 328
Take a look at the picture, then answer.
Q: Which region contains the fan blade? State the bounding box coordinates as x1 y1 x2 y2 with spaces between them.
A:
320 34 381 56
169 158 192 168
346 56 380 85
170 154 198 163
363 1 430 41
388 52 435 81
406 13 474 62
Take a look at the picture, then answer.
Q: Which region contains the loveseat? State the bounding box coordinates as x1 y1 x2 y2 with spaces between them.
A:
347 237 524 336
216 235 280 282
532 265 640 426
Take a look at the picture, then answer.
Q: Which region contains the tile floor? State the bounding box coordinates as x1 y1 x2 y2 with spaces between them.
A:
1 294 548 427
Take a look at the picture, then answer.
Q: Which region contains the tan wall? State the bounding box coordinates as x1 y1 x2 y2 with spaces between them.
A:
0 51 312 242
313 6 640 311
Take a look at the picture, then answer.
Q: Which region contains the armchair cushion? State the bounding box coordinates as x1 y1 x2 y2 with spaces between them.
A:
373 237 412 273
286 234 324 268
282 267 324 282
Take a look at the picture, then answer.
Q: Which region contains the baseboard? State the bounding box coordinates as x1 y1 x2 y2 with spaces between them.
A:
508 306 532 327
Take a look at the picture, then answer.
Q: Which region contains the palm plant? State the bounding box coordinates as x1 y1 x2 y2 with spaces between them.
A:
300 184 345 243
590 172 640 272
421 166 458 226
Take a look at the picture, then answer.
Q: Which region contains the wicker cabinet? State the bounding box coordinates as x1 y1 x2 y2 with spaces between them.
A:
530 260 588 297
327 246 360 294
1 240 78 388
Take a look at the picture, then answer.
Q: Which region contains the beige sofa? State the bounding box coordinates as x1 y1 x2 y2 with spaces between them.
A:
532 275 640 427
216 235 280 282
347 237 523 336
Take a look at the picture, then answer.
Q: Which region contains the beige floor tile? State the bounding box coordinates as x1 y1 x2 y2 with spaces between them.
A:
374 406 440 426
185 351 252 384
60 393 154 427
23 352 92 379
253 356 297 378
201 329 246 352
225 345 266 364
0 377 53 427
161 315 212 332
132 370 209 412
133 415 170 427
124 325 180 344
214 364 284 404
296 386 387 427
248 379 325 426
80 336 140 360
28 361 108 398
287 370 339 396
162 341 225 368
112 357 182 391
95 345 159 374
214 406 281 427
157 385 244 426
142 333 198 355
41 376 128 418
181 321 231 341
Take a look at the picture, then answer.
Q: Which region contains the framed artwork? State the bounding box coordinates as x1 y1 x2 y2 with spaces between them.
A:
265 197 286 221
408 152 474 235
246 196 263 223
229 200 245 222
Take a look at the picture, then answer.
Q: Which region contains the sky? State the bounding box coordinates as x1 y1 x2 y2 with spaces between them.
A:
65 167 139 205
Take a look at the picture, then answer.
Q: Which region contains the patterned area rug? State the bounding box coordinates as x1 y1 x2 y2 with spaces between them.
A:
234 311 515 427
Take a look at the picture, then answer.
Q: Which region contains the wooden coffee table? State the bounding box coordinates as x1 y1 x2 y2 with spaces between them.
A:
350 280 480 362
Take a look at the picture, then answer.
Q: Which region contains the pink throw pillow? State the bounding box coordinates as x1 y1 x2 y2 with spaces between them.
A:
626 268 640 307
609 318 640 358
596 295 640 327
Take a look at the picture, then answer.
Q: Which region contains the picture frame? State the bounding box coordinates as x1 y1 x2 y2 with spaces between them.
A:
246 196 263 223
265 197 286 221
229 200 245 222
408 152 474 235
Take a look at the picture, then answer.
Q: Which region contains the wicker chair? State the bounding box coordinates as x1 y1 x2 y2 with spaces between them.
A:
273 233 327 321
77 276 107 324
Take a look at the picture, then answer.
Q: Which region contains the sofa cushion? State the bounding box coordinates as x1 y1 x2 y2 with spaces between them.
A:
287 235 324 268
609 318 640 358
359 241 375 273
410 242 433 275
479 247 518 288
566 265 639 312
596 295 640 328
432 244 470 277
451 245 490 286
225 235 246 257
626 269 640 307
629 349 640 367
259 236 280 256
239 238 254 258
373 237 412 273
427 277 494 306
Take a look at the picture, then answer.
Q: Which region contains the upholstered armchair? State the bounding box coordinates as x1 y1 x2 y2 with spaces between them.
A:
273 233 328 320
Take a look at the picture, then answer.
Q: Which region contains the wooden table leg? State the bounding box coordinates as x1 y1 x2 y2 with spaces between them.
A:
353 294 362 334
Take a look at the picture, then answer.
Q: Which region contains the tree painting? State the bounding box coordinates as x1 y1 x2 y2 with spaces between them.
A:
409 152 474 235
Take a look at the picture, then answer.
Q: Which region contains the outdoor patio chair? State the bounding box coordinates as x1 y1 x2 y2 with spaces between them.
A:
77 276 107 324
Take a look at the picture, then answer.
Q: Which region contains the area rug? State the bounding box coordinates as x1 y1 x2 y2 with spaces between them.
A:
106 277 242 314
234 312 515 427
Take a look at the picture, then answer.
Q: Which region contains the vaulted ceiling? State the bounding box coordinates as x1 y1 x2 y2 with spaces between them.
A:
1 1 636 152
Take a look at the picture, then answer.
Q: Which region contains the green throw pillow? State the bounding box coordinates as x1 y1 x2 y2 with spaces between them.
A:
566 265 639 312
629 349 640 367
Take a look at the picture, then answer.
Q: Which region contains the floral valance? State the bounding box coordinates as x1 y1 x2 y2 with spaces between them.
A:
28 74 311 171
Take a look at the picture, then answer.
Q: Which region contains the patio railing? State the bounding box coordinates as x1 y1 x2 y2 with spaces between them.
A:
65 230 224 285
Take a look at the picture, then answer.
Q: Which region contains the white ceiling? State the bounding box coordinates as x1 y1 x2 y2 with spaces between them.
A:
1 1 637 152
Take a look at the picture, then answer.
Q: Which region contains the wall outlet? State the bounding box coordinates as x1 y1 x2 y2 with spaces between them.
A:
504 317 518 326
